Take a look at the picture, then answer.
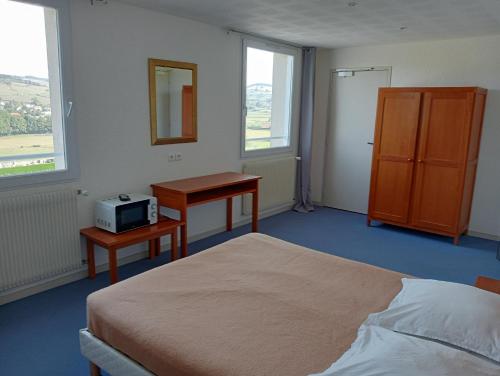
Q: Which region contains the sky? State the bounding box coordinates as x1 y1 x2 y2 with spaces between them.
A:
0 0 49 79
246 47 274 86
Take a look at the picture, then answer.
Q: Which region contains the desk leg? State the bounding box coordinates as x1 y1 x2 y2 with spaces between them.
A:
148 239 155 259
252 188 259 232
181 208 188 258
226 197 233 231
171 229 178 262
86 239 96 279
108 247 118 284
155 238 161 256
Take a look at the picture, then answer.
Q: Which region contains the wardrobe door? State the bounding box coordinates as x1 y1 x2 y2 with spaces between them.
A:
410 91 474 233
368 91 421 224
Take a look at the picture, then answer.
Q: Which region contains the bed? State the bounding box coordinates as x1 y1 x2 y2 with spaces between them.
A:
80 233 406 376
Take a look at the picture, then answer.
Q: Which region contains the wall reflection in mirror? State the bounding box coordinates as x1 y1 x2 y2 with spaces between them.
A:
149 59 197 144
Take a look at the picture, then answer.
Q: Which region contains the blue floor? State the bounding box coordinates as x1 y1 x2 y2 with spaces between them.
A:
1 207 499 375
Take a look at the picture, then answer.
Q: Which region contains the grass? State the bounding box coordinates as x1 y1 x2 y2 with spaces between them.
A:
0 162 55 177
0 134 54 156
246 110 271 129
0 134 55 177
245 127 271 151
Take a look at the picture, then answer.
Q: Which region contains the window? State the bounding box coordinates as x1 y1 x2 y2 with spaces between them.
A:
0 0 77 188
241 39 297 156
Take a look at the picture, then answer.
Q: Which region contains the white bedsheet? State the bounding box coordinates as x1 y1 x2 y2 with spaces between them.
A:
310 325 500 376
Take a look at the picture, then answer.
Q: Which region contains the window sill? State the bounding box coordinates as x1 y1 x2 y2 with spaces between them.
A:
0 167 79 191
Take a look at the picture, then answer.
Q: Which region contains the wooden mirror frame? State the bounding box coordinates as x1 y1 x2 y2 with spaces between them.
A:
148 58 198 145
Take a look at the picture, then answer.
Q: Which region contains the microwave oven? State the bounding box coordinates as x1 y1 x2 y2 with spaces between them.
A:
95 194 158 233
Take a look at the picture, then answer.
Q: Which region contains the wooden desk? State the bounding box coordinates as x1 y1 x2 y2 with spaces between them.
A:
151 172 261 258
81 216 183 284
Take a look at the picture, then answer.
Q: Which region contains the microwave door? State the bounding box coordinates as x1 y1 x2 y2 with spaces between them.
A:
116 200 150 232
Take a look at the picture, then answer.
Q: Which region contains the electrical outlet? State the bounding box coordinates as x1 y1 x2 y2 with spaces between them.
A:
168 153 175 162
175 153 182 161
77 189 89 196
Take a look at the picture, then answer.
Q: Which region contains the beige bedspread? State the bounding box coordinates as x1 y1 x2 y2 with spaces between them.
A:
87 233 405 376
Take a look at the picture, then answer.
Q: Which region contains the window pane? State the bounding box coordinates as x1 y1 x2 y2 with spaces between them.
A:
245 46 294 152
0 0 65 177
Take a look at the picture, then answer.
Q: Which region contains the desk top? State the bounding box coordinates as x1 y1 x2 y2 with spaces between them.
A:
151 172 261 194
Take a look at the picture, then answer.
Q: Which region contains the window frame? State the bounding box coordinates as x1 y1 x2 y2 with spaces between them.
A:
240 38 300 159
0 0 78 190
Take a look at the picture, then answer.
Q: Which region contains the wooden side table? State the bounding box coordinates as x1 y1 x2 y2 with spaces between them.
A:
475 276 500 294
80 216 183 284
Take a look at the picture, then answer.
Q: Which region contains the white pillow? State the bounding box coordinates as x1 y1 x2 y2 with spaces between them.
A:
309 325 500 376
364 278 500 362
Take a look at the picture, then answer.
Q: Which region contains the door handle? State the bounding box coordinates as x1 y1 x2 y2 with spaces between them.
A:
367 142 374 145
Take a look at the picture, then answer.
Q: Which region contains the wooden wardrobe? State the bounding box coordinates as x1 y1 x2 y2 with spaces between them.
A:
367 87 487 244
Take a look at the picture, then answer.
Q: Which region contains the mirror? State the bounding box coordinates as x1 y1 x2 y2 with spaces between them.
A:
148 58 197 144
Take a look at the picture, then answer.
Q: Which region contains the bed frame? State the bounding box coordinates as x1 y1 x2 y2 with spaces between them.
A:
80 329 153 376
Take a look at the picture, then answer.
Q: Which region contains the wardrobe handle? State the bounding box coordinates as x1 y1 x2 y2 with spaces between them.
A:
407 158 414 162
418 159 424 163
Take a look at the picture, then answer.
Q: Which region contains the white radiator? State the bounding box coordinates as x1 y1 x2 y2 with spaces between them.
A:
242 156 297 214
0 189 82 292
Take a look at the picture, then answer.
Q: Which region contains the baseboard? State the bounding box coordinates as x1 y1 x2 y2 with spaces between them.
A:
466 230 500 241
3 203 495 306
0 268 86 305
0 204 293 305
315 204 498 242
0 250 151 306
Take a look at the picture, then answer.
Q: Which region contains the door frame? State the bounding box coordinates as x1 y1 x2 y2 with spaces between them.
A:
321 66 392 209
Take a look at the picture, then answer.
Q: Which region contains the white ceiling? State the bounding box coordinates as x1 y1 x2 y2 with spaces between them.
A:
120 0 500 48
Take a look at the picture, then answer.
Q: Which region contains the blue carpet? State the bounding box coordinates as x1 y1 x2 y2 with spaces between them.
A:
1 207 498 375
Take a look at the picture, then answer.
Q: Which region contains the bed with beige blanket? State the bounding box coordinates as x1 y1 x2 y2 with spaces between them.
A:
80 233 405 376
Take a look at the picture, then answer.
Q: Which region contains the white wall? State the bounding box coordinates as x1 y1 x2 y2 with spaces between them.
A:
0 0 299 268
312 35 500 237
71 1 248 265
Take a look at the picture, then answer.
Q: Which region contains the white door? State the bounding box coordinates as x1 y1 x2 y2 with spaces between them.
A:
323 68 390 214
